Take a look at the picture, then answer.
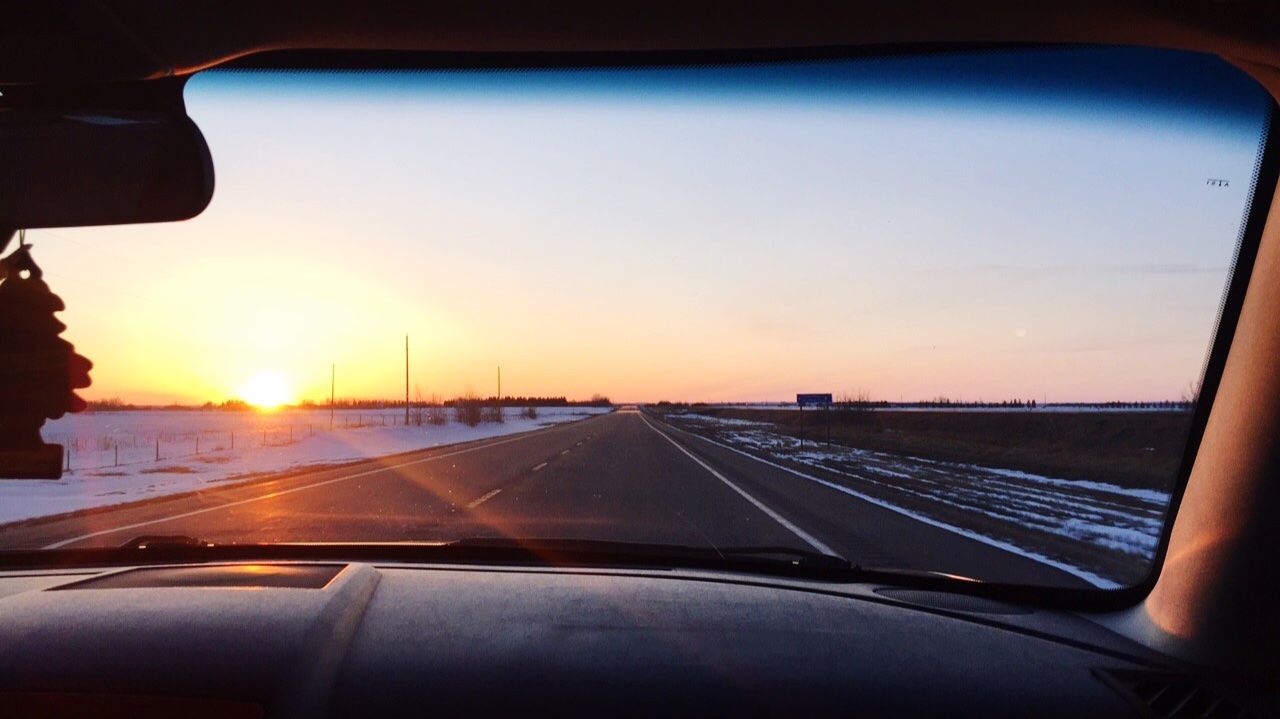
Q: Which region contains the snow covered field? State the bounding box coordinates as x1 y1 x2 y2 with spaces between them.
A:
666 412 1171 588
714 403 1189 413
0 407 611 525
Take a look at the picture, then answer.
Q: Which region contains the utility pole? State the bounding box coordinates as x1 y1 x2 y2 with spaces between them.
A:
405 335 410 425
497 366 501 407
329 363 335 431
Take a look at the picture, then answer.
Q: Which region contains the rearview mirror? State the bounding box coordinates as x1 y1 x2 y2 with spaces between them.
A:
0 100 213 229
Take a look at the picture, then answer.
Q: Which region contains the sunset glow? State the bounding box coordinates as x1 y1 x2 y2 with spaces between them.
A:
237 371 294 410
26 51 1269 406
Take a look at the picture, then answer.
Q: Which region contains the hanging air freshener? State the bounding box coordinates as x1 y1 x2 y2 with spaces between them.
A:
0 231 93 479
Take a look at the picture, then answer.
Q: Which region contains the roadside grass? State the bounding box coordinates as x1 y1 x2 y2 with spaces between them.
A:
663 413 1166 585
140 465 199 475
689 408 1192 491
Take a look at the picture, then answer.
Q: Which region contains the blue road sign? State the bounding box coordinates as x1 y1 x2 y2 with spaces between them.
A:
796 393 833 407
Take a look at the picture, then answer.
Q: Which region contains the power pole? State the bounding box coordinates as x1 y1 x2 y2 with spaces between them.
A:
497 366 501 407
404 335 410 425
329 363 335 431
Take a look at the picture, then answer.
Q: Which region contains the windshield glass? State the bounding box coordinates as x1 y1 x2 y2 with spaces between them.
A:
0 46 1272 591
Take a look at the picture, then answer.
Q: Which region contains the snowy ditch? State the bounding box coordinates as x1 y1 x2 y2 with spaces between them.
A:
0 407 611 525
667 413 1172 588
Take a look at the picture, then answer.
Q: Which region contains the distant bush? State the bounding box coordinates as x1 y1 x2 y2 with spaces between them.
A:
409 387 429 426
833 391 875 424
522 406 538 420
427 406 449 425
86 397 135 412
454 396 482 427
481 405 505 424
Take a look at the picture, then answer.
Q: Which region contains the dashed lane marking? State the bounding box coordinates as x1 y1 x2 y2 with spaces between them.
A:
42 426 585 550
466 488 503 509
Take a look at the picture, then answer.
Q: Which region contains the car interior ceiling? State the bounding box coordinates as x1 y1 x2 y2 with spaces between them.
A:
2 0 1280 714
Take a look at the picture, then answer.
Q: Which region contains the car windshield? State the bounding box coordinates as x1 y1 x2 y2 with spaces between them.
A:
0 46 1272 592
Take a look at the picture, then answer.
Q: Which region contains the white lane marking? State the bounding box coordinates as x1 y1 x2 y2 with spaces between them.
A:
560 449 571 455
663 421 1117 588
637 413 840 558
532 462 548 472
42 428 579 550
466 488 502 509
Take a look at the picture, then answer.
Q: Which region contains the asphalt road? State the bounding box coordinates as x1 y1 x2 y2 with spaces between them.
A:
0 409 1084 586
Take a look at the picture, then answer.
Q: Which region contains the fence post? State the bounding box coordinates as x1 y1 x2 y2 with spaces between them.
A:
114 443 118 467
196 435 200 454
231 431 235 450
155 437 160 462
65 449 71 474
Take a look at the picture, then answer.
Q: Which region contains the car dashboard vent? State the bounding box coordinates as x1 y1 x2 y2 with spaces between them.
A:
1096 669 1253 719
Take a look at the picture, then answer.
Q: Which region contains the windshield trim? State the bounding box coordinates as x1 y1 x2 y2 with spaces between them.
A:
200 45 1280 610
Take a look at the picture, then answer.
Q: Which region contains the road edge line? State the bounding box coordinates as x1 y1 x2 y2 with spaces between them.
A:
636 413 841 558
656 416 1118 589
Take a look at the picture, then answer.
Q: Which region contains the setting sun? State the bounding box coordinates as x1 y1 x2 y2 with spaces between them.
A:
237 371 294 410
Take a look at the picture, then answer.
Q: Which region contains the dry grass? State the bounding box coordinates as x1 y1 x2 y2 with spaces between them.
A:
139 465 199 475
696 408 1193 491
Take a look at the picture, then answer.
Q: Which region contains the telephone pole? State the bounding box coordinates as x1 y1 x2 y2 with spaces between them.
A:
497 366 501 407
404 335 410 425
329 363 335 431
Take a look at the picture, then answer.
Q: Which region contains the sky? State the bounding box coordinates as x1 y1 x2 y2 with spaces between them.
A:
25 47 1273 405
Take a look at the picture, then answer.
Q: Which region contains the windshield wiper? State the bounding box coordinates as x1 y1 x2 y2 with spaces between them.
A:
109 535 847 568
119 534 214 550
712 545 854 571
110 535 852 573
13 537 995 592
447 537 856 575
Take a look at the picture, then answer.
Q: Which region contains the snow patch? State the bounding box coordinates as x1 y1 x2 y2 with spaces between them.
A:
0 407 610 525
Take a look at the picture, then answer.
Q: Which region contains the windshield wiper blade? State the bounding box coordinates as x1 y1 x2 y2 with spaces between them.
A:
119 534 214 550
448 537 856 574
713 545 854 571
110 536 853 572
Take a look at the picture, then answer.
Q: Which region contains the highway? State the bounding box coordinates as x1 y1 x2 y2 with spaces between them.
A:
0 408 1084 586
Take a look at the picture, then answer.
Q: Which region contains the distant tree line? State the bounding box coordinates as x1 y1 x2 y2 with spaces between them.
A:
85 397 136 412
910 397 1039 409
301 395 611 409
85 395 614 412
442 394 612 408
649 396 1195 411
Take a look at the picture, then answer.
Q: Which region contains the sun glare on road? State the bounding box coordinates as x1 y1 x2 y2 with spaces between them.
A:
237 371 294 410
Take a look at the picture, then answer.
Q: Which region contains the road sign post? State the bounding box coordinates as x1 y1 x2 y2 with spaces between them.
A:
796 394 833 448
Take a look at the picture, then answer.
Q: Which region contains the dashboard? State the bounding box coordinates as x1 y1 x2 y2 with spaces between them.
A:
0 561 1189 718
